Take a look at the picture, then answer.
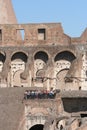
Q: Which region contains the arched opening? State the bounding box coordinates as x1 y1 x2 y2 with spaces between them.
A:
34 51 48 63
54 51 76 62
34 51 48 87
0 52 6 72
29 124 44 130
34 51 48 73
53 51 76 89
11 52 28 87
11 52 27 62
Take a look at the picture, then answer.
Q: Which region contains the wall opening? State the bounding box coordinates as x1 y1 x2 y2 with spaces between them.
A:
79 86 81 90
54 51 76 62
11 52 27 62
81 114 87 118
29 124 44 130
0 53 6 62
34 51 48 63
11 52 28 87
16 29 25 40
0 30 2 41
38 29 46 40
34 51 48 87
20 30 25 40
0 53 6 72
62 98 87 113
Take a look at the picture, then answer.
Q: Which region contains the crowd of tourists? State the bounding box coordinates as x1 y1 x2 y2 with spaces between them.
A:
24 89 57 99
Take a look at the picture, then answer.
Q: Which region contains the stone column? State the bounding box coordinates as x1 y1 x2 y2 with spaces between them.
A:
45 58 54 90
20 54 33 87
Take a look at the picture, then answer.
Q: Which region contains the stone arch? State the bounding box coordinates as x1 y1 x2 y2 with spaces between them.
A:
11 51 28 87
56 68 69 90
54 51 76 76
24 104 49 130
29 124 44 130
26 112 47 130
54 49 76 60
0 51 6 62
26 114 47 130
34 51 49 72
57 68 69 77
13 70 24 86
11 51 28 62
11 50 28 58
0 51 6 72
33 51 49 87
54 50 76 62
51 51 76 90
34 51 49 63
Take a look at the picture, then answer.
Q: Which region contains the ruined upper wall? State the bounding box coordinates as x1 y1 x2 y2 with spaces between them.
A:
0 0 17 24
0 23 87 46
0 23 70 46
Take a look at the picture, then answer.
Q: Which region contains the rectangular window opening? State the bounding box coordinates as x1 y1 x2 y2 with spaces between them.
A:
81 114 87 118
38 28 46 40
16 29 25 40
0 30 2 41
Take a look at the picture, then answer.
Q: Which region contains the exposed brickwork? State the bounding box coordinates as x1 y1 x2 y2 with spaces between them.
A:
0 23 87 46
0 87 26 130
1 1 87 130
0 24 86 90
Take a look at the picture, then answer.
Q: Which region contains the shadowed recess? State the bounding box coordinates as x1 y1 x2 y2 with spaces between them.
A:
29 124 44 130
0 53 6 62
34 51 48 63
11 52 28 62
54 51 76 62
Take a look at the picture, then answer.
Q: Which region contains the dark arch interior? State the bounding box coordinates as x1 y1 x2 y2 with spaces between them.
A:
34 51 48 63
11 52 28 62
0 53 6 62
29 124 44 130
54 51 76 62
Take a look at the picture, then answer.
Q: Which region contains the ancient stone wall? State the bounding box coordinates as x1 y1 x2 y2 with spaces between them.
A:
0 24 87 90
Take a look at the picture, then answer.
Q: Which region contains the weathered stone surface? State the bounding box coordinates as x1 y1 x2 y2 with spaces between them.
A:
0 0 17 24
1 1 87 130
0 87 26 130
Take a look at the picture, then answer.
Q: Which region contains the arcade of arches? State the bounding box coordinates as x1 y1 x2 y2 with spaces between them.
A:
0 22 87 130
0 51 76 89
1 5 87 130
0 49 87 90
